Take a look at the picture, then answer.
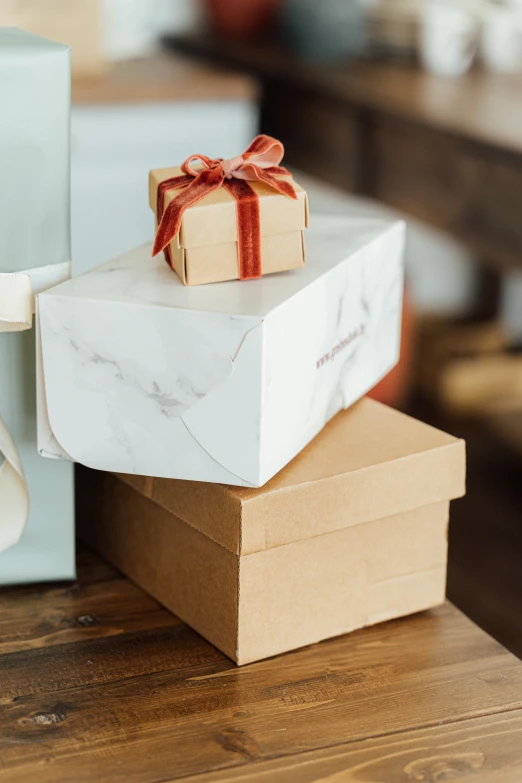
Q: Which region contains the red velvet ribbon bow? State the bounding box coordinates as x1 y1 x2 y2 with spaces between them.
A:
153 135 298 280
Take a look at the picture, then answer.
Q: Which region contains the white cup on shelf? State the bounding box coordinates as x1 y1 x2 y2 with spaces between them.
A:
482 4 522 74
420 1 480 77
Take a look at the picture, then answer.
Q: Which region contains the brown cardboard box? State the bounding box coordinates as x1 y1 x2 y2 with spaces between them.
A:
78 399 466 665
1 0 106 77
149 168 309 285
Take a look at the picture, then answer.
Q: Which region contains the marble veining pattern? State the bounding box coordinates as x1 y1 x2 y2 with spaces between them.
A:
37 216 405 487
260 220 404 483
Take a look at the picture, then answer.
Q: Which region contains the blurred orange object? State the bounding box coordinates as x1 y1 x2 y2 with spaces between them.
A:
204 0 283 38
368 285 414 410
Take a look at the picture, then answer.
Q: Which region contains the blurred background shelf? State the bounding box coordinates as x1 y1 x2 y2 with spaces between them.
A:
72 53 258 104
168 32 522 273
169 32 522 154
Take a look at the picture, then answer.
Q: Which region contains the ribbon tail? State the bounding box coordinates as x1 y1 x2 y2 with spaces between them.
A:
0 262 71 554
265 165 293 177
0 270 41 549
0 273 33 333
0 262 71 553
153 168 224 257
224 179 262 280
0 415 29 554
0 264 71 333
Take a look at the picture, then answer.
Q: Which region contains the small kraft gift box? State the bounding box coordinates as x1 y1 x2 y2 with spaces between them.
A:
0 29 74 584
149 135 309 286
77 398 466 665
36 216 405 488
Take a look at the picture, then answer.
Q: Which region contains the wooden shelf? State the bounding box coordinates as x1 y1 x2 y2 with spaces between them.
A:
169 33 522 157
167 34 522 271
72 53 259 106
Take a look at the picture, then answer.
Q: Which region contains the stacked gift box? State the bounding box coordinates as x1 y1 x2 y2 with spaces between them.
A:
1 26 465 664
77 400 465 664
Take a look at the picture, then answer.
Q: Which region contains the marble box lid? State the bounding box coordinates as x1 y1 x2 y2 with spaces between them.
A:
36 216 406 487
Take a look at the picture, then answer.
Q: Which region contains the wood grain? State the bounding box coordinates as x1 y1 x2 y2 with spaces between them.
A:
0 555 175 657
181 711 522 783
1 549 522 781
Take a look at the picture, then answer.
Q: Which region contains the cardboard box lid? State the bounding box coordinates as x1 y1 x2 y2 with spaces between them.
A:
118 398 466 556
149 167 309 250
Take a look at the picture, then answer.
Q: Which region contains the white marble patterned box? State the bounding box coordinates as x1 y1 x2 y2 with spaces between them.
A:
36 216 405 487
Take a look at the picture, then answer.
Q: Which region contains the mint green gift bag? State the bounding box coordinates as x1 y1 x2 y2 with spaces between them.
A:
0 28 75 584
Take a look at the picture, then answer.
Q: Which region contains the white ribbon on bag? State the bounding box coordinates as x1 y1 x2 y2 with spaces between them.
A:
0 261 71 554
0 414 29 553
0 272 33 332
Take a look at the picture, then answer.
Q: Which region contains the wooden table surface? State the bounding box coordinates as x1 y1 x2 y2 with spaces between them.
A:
1 549 522 782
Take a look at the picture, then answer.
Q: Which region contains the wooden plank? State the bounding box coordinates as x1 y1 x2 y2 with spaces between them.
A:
179 710 522 783
3 711 522 783
1 602 522 780
1 657 522 782
0 556 177 656
2 551 522 782
0 624 228 701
